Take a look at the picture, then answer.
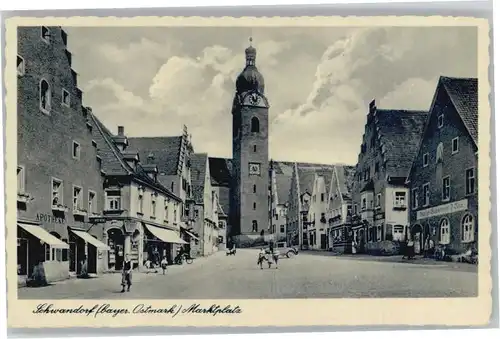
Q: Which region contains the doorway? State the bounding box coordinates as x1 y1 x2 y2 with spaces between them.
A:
87 237 98 274
411 224 423 255
320 234 327 250
107 228 125 271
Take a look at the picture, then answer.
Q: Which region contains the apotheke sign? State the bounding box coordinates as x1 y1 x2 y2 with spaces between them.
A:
416 199 468 220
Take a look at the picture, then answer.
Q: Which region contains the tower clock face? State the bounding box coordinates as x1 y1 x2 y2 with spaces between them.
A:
249 162 261 175
249 93 261 106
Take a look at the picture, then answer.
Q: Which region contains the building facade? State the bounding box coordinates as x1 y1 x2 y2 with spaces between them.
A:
407 76 478 255
230 42 271 246
351 100 428 255
17 26 110 284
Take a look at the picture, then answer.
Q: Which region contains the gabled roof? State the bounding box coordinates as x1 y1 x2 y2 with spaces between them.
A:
208 157 232 187
89 113 180 201
375 109 428 179
190 153 208 205
272 161 295 205
335 165 356 200
440 76 478 145
406 76 478 181
128 136 183 176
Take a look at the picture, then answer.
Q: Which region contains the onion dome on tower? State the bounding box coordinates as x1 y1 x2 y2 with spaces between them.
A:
235 37 265 94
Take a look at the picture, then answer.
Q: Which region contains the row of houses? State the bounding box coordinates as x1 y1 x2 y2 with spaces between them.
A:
280 76 478 257
16 26 226 284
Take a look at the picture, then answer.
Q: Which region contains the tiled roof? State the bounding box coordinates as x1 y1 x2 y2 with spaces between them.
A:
190 153 208 205
272 161 294 205
128 136 183 176
375 109 428 178
297 167 317 196
441 76 478 145
217 186 230 217
335 165 356 200
89 113 180 200
208 157 232 186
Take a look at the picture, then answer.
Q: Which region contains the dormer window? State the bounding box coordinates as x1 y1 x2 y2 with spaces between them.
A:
41 26 51 43
438 114 444 128
17 55 25 76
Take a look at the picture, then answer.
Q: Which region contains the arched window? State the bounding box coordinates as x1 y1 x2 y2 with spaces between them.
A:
436 142 444 163
251 117 260 133
252 220 258 232
462 214 475 242
439 218 450 244
39 79 51 112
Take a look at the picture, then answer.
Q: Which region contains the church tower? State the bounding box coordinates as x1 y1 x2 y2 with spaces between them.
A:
230 38 270 244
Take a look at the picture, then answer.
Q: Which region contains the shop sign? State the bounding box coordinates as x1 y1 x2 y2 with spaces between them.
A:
416 199 468 220
36 213 65 224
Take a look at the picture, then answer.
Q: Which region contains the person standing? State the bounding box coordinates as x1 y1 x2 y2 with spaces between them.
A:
160 256 168 275
121 254 132 293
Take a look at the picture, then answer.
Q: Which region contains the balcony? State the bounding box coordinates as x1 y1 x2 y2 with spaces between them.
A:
73 208 88 217
17 192 32 204
52 204 69 213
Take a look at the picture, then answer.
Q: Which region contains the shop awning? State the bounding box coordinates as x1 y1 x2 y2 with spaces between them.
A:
183 229 199 241
70 229 110 250
145 224 188 244
18 223 69 249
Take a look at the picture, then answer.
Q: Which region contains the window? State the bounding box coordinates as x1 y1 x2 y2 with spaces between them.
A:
376 193 381 207
253 145 257 152
461 214 474 242
62 89 70 107
88 191 96 214
138 192 144 215
362 198 366 210
423 153 429 167
280 225 285 233
17 55 25 76
354 204 358 215
452 137 459 154
393 225 405 241
171 182 174 191
17 166 25 193
39 79 51 113
72 141 80 159
423 183 430 206
106 190 121 211
411 188 419 209
377 225 382 241
164 204 169 221
41 26 51 42
442 176 450 201
374 162 379 173
436 142 444 163
173 208 177 222
253 202 256 210
466 168 475 195
72 186 83 211
251 117 260 133
438 114 444 128
253 184 256 193
51 178 63 207
394 192 406 208
347 205 352 216
439 218 450 244
321 193 325 202
252 220 258 232
194 210 199 219
151 194 156 218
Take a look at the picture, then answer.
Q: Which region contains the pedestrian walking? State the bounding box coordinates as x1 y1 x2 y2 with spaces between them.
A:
423 236 430 258
121 254 132 293
161 256 168 275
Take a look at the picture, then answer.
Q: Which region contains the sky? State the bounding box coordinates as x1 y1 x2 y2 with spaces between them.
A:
65 26 478 165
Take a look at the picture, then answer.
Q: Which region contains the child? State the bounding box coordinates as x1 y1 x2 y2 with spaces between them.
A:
161 256 168 275
257 248 266 269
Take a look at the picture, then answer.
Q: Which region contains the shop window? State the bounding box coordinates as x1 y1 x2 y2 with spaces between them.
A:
423 183 430 206
394 192 407 208
41 26 51 42
437 114 444 128
466 168 475 195
62 88 70 107
251 117 260 133
106 190 121 211
439 218 450 244
51 178 63 207
436 143 444 163
461 214 474 243
423 153 429 167
39 79 51 114
45 244 51 261
72 141 80 159
393 225 405 241
17 166 25 193
17 55 25 76
88 191 96 215
73 186 83 212
252 220 258 232
442 176 450 201
411 188 419 209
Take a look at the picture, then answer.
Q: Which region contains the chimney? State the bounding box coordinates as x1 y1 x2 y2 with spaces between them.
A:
118 126 124 136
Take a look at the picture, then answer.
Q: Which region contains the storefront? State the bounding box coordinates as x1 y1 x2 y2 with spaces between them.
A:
17 221 70 284
180 228 199 257
143 223 187 265
68 227 110 275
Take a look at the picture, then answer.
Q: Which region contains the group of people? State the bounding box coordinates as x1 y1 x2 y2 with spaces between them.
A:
257 242 279 269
